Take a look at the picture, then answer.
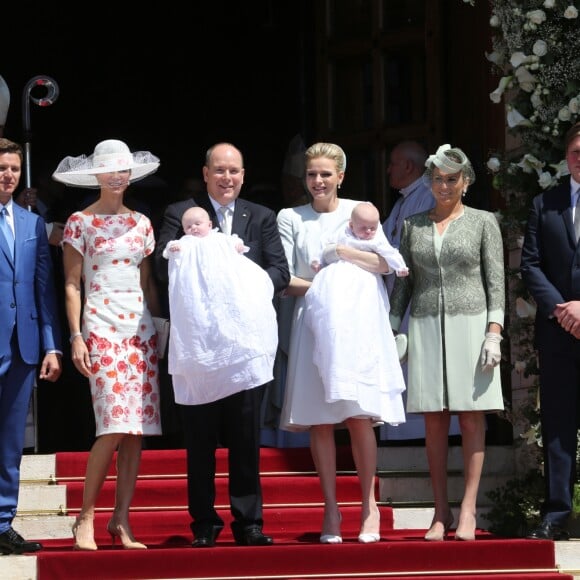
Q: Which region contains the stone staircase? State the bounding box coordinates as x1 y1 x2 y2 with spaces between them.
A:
0 454 71 580
2 446 580 579
377 444 514 529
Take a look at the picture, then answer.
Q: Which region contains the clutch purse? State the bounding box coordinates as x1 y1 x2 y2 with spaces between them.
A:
152 317 170 359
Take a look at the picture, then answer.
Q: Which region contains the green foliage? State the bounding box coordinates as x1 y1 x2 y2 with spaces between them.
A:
486 0 580 208
484 469 544 536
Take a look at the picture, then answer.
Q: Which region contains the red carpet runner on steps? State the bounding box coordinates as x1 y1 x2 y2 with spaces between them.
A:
35 447 571 580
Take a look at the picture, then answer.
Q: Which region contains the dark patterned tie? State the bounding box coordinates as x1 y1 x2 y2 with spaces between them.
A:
0 207 14 259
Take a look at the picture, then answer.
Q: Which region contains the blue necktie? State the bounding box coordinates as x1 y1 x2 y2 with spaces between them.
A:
0 207 14 259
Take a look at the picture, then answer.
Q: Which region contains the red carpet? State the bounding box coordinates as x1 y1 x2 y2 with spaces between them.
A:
34 447 571 580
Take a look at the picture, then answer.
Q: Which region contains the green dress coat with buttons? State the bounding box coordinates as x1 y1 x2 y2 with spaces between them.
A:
389 206 505 413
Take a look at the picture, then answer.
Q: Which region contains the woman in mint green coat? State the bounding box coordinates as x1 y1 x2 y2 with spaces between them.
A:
390 144 505 543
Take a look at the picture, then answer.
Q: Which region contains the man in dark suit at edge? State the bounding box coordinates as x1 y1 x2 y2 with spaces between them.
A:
521 121 580 541
155 142 290 547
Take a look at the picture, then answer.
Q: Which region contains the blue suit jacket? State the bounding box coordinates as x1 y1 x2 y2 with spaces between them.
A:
0 202 61 365
520 183 580 352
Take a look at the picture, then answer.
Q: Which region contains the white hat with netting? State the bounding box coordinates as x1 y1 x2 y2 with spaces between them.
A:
53 139 160 188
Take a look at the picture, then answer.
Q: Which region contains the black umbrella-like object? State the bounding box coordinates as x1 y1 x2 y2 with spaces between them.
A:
21 75 59 194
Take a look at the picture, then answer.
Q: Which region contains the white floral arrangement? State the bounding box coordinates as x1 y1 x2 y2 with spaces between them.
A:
465 1 580 484
462 0 580 528
482 1 580 361
484 0 579 199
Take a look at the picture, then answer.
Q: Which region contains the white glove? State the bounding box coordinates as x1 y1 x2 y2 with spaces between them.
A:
480 332 502 371
394 333 408 363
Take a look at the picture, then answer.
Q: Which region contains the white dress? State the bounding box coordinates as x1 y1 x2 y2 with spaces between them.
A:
63 211 161 437
304 226 406 421
164 230 278 405
277 199 405 431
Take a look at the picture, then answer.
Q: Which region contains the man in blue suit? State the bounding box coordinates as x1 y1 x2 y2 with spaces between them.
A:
0 138 62 554
521 121 580 540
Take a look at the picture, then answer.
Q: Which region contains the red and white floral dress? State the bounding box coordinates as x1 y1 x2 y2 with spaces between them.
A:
63 211 161 437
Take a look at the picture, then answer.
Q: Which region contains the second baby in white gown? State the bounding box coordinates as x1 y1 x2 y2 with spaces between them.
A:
304 202 407 423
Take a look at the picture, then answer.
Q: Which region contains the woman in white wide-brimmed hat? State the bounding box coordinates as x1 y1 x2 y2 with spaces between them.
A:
55 139 162 551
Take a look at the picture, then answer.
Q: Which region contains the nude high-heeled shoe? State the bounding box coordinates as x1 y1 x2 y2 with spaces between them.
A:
106 520 147 550
455 512 477 541
72 516 98 551
424 512 454 541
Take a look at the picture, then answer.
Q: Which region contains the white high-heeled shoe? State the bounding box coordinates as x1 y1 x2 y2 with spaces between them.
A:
320 509 342 544
358 532 380 543
320 533 342 544
358 510 381 543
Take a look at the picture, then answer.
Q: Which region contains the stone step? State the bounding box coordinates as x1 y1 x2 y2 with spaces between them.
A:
18 449 513 514
555 541 580 579
19 454 56 484
12 514 74 541
0 555 36 580
16 485 66 516
15 451 511 540
6 451 580 580
3 515 580 580
377 445 515 509
5 507 497 544
379 472 511 506
21 446 516 481
378 444 515 474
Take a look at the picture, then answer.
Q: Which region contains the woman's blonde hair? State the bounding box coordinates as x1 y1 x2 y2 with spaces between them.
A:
305 142 347 172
